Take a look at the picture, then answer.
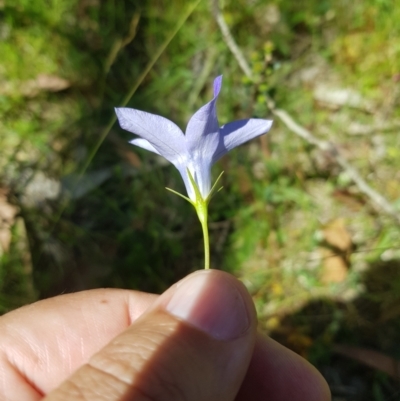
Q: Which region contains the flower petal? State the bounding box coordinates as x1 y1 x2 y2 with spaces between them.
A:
213 118 273 162
130 138 161 155
185 76 223 159
175 158 212 201
175 164 195 201
115 107 187 163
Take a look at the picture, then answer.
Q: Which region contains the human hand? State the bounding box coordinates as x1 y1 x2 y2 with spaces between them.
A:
0 270 330 401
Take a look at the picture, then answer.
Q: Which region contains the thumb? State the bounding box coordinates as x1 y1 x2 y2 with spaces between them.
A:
44 270 257 401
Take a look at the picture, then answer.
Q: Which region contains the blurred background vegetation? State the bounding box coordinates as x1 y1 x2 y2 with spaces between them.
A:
1 0 400 399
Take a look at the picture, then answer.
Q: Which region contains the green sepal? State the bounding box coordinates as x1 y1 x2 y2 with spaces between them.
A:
165 187 194 205
186 168 208 224
206 171 224 202
186 168 204 204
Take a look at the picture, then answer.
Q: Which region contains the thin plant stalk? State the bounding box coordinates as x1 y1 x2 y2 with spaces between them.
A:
197 203 210 270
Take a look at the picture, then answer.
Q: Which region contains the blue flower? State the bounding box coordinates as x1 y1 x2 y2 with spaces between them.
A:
115 76 272 202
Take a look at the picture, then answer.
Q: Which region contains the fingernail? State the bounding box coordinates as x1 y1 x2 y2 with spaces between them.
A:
165 271 250 340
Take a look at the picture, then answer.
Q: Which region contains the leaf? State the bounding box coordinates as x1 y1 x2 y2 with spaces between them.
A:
320 219 353 284
0 188 17 253
321 249 348 284
62 169 112 199
334 344 400 379
22 74 71 97
35 74 71 92
323 218 352 252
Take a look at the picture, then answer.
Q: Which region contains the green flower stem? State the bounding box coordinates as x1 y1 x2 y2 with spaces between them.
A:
167 169 224 270
196 200 210 270
202 218 210 270
186 169 211 270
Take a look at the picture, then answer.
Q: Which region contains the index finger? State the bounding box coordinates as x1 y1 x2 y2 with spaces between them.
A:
0 288 157 398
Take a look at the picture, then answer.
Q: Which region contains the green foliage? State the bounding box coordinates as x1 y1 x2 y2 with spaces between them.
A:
1 0 400 398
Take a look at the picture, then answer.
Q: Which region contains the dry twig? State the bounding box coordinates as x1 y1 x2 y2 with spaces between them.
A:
104 13 141 74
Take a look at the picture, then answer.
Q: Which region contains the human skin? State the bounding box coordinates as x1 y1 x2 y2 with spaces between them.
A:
0 270 331 401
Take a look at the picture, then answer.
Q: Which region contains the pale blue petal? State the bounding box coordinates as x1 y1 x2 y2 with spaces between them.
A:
130 138 161 155
115 107 187 163
175 158 211 201
175 163 195 201
116 78 273 203
213 74 222 97
213 118 273 162
185 76 222 160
